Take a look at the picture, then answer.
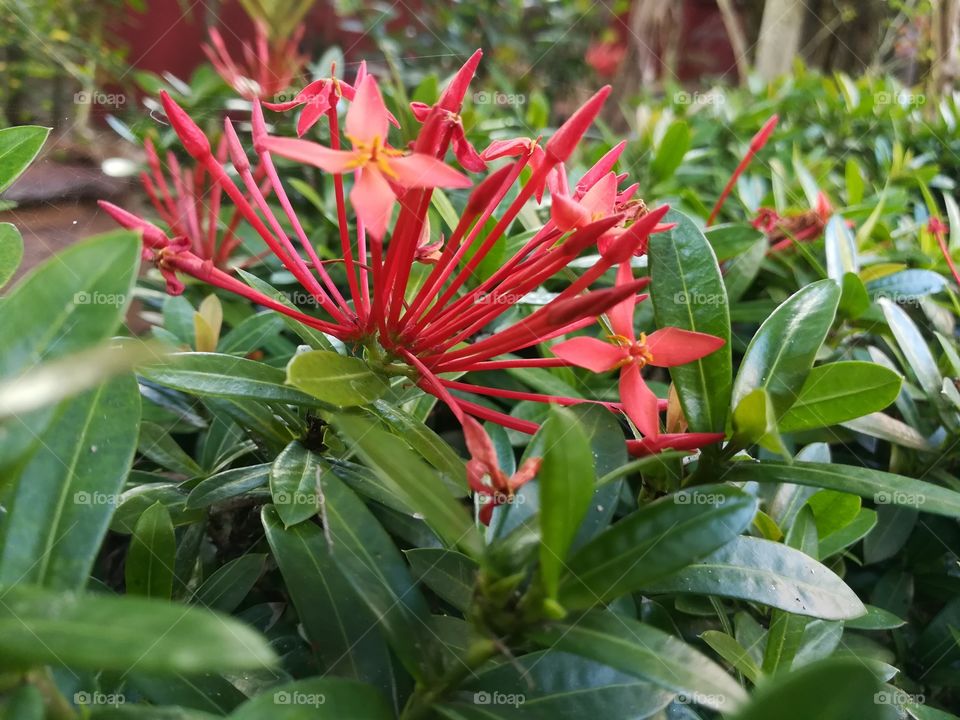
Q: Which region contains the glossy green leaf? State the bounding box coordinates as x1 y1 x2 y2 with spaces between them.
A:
819 507 877 558
0 222 23 289
139 421 203 477
0 375 140 589
262 506 396 695
651 119 691 182
868 270 947 301
558 485 757 608
287 350 389 407
141 353 328 406
461 650 674 719
229 678 392 720
317 471 439 681
405 548 477 611
0 583 275 673
778 362 901 431
700 630 763 684
825 215 859 280
879 298 942 397
333 413 482 558
125 502 175 599
705 223 766 262
191 554 265 612
538 406 595 599
0 230 139 380
731 658 889 720
645 535 866 620
722 460 960 517
532 610 747 711
649 210 732 433
0 125 49 193
270 441 326 527
186 463 270 509
732 280 840 416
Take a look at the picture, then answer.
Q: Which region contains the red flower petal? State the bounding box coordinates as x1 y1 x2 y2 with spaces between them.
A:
552 336 624 372
346 75 390 144
646 327 725 367
349 167 395 239
387 153 472 189
620 363 660 437
551 193 592 231
262 137 358 173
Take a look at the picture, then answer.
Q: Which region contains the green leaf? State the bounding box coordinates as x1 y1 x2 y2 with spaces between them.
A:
732 280 841 416
230 678 392 719
125 502 175 599
141 352 327 406
705 223 766 262
287 350 389 407
262 506 396 695
868 270 946 302
0 375 140 590
333 413 482 558
532 611 747 712
0 583 275 673
538 406 595 599
819 507 877 558
191 554 265 612
0 125 49 193
317 471 440 681
649 210 732 433
700 630 763 684
731 658 888 720
558 485 757 608
879 298 942 397
270 441 327 527
845 605 906 630
405 548 478 612
824 215 859 281
732 388 789 457
651 119 691 182
778 362 902 431
646 535 866 620
460 650 674 719
722 460 960 517
0 229 140 380
0 222 23 289
139 421 203 477
186 463 270 509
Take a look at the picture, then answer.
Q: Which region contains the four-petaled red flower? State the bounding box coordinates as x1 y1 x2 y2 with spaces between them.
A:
552 263 726 437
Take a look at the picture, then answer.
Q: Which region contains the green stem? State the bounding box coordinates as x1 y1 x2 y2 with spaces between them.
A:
400 640 498 720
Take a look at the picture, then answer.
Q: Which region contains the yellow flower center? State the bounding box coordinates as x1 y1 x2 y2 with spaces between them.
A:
608 331 654 368
344 134 404 178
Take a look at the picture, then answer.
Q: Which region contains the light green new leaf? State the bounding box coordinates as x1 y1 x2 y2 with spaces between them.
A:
778 362 902 431
0 222 23 289
287 350 389 407
0 125 49 193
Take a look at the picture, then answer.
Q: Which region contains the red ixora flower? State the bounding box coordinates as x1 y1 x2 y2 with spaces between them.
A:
102 49 742 520
203 21 307 102
463 416 542 524
552 263 725 438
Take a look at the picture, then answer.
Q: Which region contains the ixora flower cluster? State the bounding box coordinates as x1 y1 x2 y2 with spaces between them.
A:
102 51 739 520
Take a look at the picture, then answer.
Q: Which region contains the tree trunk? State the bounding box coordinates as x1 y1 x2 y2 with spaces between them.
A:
755 0 806 80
